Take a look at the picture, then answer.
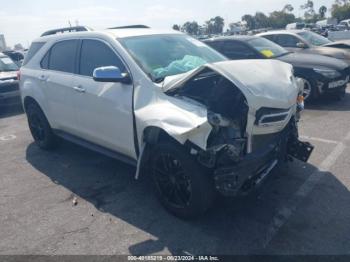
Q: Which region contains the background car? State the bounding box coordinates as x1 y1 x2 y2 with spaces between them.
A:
257 30 350 65
204 36 350 101
0 52 20 107
2 50 25 67
339 19 350 29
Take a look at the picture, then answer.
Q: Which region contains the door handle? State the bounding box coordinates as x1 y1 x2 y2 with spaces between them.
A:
73 86 86 93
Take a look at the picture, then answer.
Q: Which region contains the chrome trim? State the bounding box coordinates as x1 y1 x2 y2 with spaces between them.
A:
257 110 291 127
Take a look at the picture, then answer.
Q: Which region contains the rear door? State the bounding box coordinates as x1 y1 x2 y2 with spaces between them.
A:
71 39 136 158
40 39 80 134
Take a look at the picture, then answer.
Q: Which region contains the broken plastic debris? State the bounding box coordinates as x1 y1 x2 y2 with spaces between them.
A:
72 197 78 206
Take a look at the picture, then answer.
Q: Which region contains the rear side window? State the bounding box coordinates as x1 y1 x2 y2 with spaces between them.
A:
79 39 126 77
205 41 223 51
275 35 299 48
48 40 78 73
222 41 256 59
22 42 45 66
262 35 276 42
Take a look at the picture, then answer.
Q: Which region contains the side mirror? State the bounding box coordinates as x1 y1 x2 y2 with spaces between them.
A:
296 42 307 49
93 66 131 84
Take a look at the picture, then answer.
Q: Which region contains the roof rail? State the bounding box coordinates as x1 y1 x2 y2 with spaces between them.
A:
41 26 93 37
108 25 150 29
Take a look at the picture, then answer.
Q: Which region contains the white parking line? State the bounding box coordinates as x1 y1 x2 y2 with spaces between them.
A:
262 130 350 249
300 135 339 145
0 134 16 141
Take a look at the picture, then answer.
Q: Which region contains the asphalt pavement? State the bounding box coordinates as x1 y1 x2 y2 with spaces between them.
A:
0 88 350 255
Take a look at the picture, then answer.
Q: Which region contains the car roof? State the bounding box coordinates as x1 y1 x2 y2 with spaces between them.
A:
33 28 183 43
204 35 258 42
106 28 182 38
258 30 305 36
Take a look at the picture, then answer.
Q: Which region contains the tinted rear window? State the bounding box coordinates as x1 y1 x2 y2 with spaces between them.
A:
22 42 45 66
49 40 78 73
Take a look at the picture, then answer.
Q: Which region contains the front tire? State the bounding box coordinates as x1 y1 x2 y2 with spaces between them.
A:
300 77 319 102
150 142 215 219
27 103 57 150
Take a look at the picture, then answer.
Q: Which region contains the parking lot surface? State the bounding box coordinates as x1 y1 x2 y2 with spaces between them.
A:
1 89 350 255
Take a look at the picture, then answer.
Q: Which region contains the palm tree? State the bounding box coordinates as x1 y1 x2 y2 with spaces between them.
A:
319 6 327 19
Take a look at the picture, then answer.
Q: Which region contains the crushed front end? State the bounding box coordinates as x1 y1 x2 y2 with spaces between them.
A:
165 61 314 197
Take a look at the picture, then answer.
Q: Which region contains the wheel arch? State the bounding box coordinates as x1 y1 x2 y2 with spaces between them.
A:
23 96 41 112
135 126 184 180
23 96 54 128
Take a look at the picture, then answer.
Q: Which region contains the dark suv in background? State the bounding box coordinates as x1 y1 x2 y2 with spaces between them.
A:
204 36 350 102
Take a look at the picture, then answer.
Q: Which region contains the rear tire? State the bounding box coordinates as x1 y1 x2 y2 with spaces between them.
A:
26 103 57 150
150 141 215 219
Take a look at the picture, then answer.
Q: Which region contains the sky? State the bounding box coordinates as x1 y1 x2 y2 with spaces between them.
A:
0 0 332 48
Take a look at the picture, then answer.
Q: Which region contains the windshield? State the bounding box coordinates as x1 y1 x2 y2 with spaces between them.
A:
0 56 19 72
247 37 289 58
297 31 332 46
119 34 226 82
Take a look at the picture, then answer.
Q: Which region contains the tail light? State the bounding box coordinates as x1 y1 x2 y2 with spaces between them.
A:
17 70 21 80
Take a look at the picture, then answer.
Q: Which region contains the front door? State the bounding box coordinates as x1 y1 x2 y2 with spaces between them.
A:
72 39 136 159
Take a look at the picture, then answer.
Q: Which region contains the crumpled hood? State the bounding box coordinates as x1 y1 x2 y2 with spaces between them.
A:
163 59 298 109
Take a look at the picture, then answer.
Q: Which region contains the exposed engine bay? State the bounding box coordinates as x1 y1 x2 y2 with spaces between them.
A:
166 68 248 167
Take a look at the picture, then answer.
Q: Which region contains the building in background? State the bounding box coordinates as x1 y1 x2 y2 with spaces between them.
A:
0 34 7 51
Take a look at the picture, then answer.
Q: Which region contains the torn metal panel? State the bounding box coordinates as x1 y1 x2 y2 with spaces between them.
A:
134 59 300 152
133 79 212 150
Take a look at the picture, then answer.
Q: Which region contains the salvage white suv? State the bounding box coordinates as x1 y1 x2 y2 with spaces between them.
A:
20 26 313 218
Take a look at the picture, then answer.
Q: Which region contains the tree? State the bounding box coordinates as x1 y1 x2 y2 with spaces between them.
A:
254 12 270 28
332 0 350 21
319 6 327 19
182 21 199 35
172 24 180 31
242 14 256 30
300 0 317 22
204 16 225 34
213 16 225 34
269 11 296 28
282 4 294 13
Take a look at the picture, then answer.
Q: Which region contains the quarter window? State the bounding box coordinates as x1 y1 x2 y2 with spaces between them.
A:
79 39 125 77
40 51 50 69
23 42 45 66
275 35 299 48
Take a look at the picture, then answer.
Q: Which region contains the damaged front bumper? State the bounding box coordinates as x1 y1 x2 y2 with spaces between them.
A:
195 120 314 197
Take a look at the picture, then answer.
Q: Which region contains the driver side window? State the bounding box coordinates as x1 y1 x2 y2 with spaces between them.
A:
79 39 126 77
